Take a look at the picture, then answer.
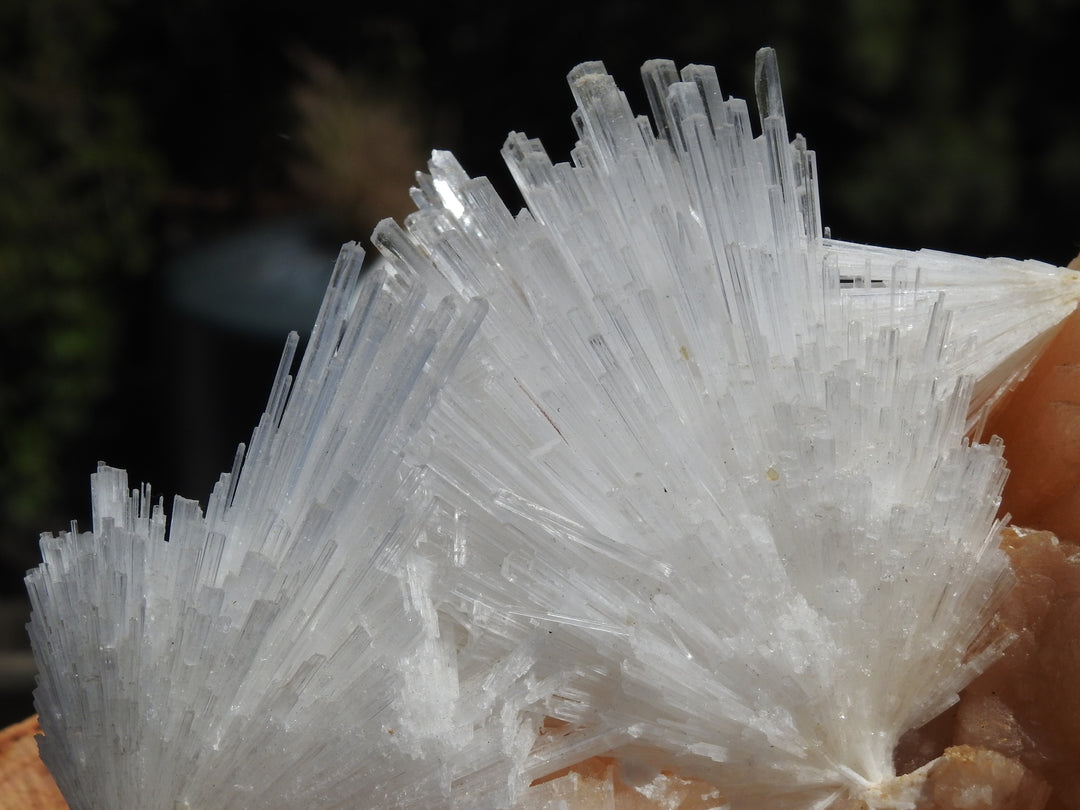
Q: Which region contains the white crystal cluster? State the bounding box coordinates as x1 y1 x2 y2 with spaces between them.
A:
26 50 1080 810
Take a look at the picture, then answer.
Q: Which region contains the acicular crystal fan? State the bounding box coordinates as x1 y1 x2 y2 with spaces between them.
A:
26 48 1080 810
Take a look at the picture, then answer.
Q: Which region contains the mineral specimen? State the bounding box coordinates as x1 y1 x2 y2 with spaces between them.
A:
24 50 1080 810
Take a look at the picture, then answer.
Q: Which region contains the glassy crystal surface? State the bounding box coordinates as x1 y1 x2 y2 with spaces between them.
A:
26 49 1080 810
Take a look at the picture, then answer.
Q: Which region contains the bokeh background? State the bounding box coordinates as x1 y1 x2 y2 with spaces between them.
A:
2 0 1079 725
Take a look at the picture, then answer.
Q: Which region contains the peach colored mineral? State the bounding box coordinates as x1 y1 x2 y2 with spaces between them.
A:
0 715 68 810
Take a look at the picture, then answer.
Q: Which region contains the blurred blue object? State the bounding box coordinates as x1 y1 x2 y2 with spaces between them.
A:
167 216 340 338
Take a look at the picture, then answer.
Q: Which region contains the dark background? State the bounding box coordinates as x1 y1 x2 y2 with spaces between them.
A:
2 0 1079 724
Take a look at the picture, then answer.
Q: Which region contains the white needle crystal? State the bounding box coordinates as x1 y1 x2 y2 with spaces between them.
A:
26 49 1080 810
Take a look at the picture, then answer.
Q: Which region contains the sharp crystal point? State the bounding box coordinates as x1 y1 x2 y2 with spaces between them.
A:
26 52 1080 810
754 46 785 122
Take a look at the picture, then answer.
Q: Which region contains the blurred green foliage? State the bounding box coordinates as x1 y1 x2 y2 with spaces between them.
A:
0 0 162 572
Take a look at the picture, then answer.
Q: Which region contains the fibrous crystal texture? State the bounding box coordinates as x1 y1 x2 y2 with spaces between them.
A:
26 50 1080 810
